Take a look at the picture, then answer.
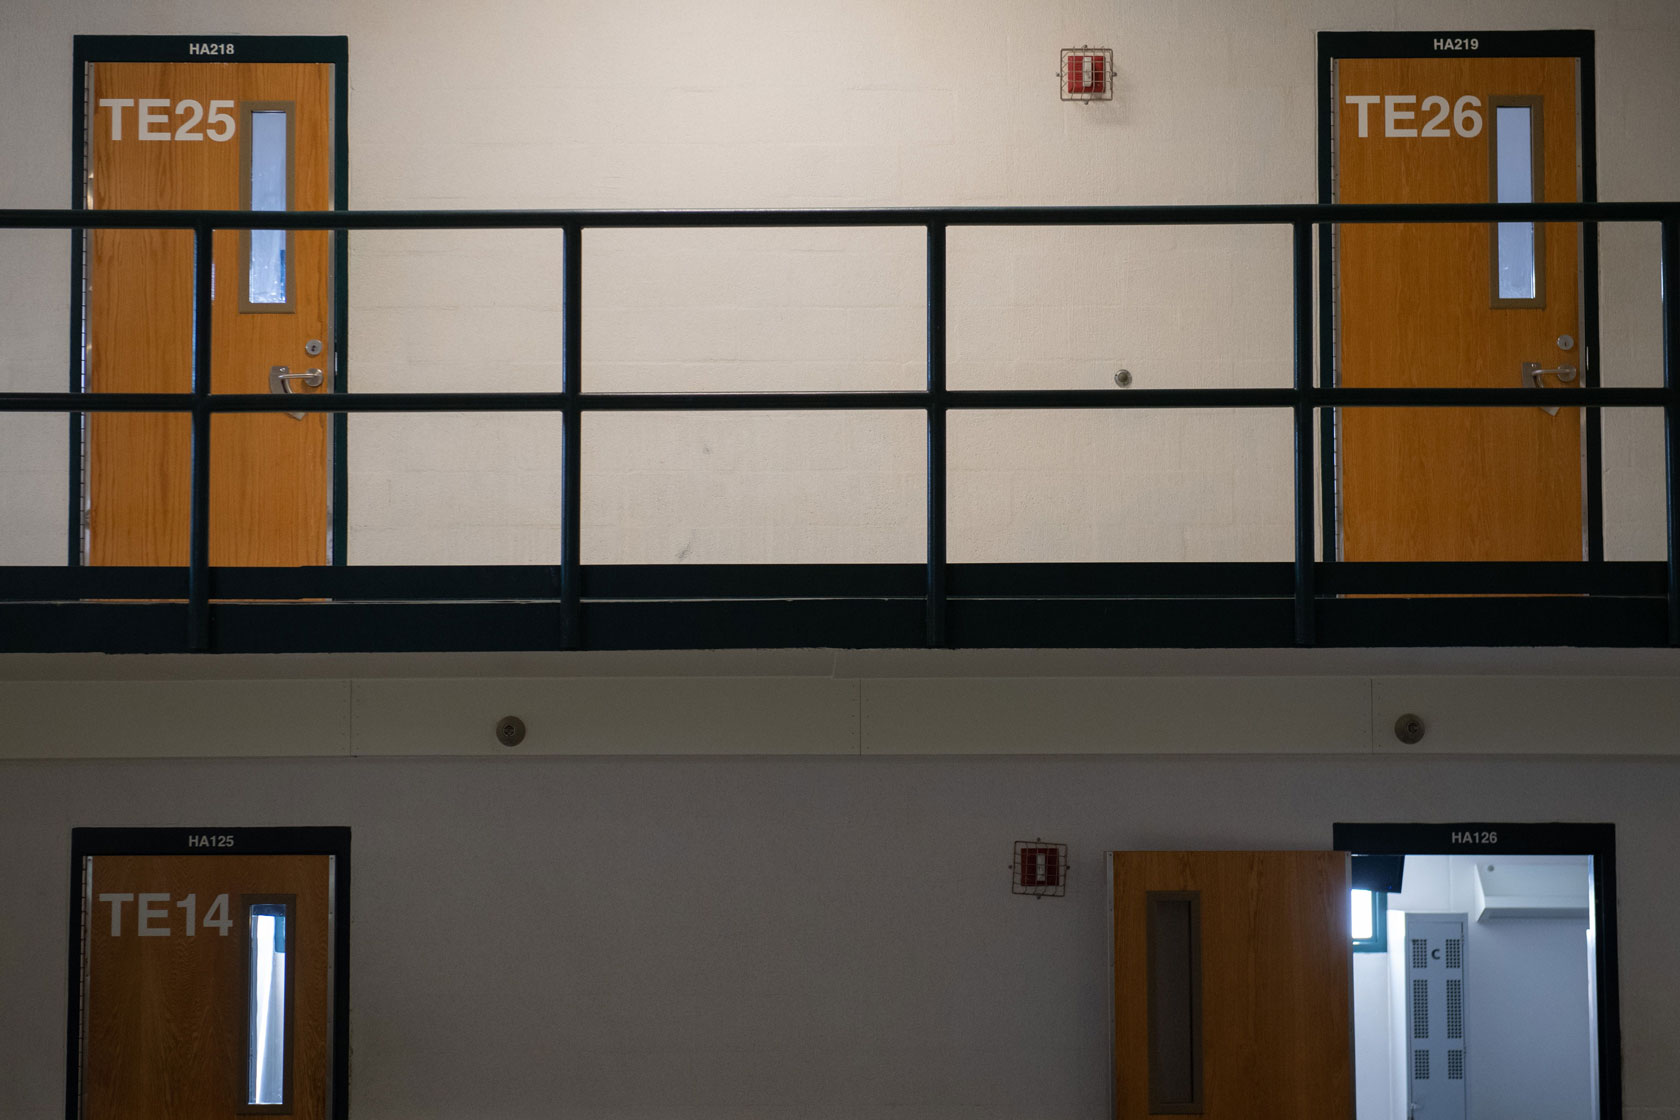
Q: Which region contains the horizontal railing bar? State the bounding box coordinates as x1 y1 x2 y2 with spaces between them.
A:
1 597 1668 652
3 561 1664 602
586 563 923 600
3 201 1678 231
0 391 935 412
215 566 561 600
1318 561 1667 596
5 387 1674 413
951 562 1293 597
0 567 190 599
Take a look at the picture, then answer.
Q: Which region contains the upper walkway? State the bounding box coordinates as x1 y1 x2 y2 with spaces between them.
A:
1 200 1676 653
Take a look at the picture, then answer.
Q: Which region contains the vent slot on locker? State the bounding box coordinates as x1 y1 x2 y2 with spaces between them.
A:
1414 1050 1431 1080
1445 938 1462 970
1448 1050 1464 1080
1413 980 1430 1038
1412 938 1429 969
1446 978 1463 1039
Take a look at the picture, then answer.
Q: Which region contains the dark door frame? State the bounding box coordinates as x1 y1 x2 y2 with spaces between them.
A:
69 35 351 566
1333 820 1619 1118
66 826 353 1120
1316 30 1600 563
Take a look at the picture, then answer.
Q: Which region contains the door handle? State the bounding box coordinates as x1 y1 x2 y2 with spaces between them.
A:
1521 361 1578 416
269 365 325 420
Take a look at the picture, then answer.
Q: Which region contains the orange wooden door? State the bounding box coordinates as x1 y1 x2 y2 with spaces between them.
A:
1110 851 1352 1120
1337 57 1581 562
81 854 332 1120
87 62 332 566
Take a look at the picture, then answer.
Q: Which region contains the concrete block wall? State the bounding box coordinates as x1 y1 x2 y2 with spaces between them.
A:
0 0 1677 564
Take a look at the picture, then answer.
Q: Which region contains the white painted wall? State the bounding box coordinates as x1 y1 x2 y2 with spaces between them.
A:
1354 951 1395 1120
2 0 1677 565
1469 913 1594 1120
9 656 1680 760
1 752 1676 1120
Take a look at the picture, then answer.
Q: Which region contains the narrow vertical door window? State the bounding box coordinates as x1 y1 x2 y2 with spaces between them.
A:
242 105 293 310
246 901 290 1109
1491 100 1544 306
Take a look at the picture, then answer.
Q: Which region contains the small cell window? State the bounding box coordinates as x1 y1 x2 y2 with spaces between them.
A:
1352 887 1387 952
246 901 291 1110
1490 99 1545 307
241 105 294 312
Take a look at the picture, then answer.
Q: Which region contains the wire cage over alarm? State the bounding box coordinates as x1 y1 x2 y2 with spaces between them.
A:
1013 840 1069 897
1060 48 1114 101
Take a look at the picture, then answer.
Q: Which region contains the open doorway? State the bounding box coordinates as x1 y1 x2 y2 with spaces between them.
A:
1335 823 1618 1120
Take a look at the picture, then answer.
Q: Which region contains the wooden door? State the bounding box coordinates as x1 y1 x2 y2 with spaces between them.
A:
87 62 332 566
1110 851 1352 1120
1337 57 1582 562
81 854 333 1120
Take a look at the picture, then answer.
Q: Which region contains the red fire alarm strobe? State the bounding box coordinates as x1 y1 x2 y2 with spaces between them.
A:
1060 48 1114 101
1013 840 1069 898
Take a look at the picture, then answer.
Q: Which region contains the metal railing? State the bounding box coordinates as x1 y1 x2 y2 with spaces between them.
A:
1 201 1677 653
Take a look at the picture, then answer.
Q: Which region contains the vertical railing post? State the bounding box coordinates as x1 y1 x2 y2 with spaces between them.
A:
1317 211 1337 565
926 223 949 648
1583 217 1606 564
1293 221 1317 646
187 222 214 652
68 225 85 568
561 222 584 650
1662 216 1680 646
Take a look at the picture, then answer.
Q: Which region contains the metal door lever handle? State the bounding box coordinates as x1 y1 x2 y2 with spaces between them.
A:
270 366 324 390
269 365 325 420
1521 361 1578 416
1524 363 1578 383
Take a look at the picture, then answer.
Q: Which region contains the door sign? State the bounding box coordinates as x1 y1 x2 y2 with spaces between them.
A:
96 98 237 141
98 891 233 935
1344 94 1484 138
